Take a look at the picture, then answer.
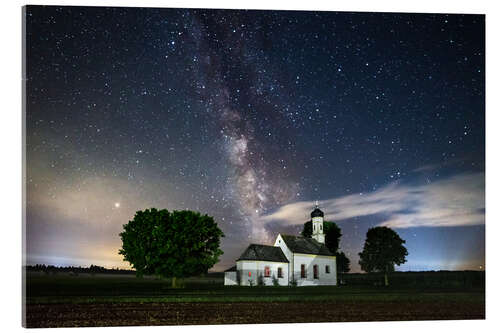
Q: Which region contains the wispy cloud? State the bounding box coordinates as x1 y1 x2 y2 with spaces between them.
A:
411 156 478 173
412 163 441 173
259 172 484 229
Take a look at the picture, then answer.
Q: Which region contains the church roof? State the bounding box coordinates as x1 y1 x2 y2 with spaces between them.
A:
237 244 289 263
224 265 237 272
280 234 334 256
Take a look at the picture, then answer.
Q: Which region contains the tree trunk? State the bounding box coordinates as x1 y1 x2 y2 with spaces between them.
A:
384 272 389 286
172 276 177 288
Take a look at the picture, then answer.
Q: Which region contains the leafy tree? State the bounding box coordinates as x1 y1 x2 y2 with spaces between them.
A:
301 220 342 254
358 226 408 286
119 208 224 287
336 251 350 283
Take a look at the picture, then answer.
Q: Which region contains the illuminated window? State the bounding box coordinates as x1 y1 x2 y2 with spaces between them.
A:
248 271 251 277
313 265 319 279
278 267 283 278
264 266 270 277
301 264 306 278
325 265 330 274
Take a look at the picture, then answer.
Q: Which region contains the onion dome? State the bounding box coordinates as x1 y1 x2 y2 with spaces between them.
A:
311 207 324 218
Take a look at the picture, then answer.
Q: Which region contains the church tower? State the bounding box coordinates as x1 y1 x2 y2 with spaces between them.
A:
311 202 325 244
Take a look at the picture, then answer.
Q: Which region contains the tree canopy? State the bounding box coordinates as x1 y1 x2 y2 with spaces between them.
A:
336 251 351 274
358 226 408 286
119 208 224 286
301 220 342 254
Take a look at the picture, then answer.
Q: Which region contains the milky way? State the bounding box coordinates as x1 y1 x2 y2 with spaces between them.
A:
184 11 302 242
25 6 484 271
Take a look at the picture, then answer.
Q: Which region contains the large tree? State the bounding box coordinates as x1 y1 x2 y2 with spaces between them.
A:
336 251 351 276
358 226 408 286
119 208 224 287
301 220 342 254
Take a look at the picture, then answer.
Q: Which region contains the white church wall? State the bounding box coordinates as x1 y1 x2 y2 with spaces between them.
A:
274 234 295 284
236 260 289 286
274 234 293 261
224 271 238 286
293 254 337 286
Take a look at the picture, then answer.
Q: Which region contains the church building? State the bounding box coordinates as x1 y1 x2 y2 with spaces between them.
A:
224 205 337 286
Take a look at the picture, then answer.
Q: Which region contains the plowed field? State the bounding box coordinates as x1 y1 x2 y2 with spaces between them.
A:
25 300 484 327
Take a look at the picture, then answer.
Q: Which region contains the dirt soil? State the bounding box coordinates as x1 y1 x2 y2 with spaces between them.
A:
25 301 485 327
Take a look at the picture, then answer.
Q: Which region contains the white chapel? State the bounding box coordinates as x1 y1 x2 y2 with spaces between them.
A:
224 205 337 286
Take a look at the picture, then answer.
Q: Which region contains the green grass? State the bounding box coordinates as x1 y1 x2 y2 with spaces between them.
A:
28 291 485 305
25 272 485 305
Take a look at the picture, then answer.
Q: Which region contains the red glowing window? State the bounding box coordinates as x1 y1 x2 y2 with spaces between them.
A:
264 266 270 277
248 271 251 277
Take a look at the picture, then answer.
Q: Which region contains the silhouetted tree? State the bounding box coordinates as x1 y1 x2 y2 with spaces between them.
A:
358 226 408 286
119 208 224 287
336 251 350 283
301 220 342 253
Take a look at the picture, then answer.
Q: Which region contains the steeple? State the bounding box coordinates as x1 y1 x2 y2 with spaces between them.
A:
311 202 325 244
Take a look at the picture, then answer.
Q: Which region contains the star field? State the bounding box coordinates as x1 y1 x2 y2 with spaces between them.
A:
25 6 484 271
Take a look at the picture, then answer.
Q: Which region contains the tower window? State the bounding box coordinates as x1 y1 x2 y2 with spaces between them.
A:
301 264 306 278
264 266 270 277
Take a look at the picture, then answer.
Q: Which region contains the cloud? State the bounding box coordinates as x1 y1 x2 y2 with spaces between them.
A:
259 172 484 229
26 176 168 268
411 156 478 173
29 176 154 229
412 163 441 173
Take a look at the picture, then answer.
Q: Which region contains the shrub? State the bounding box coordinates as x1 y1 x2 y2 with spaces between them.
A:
257 273 264 286
272 274 279 286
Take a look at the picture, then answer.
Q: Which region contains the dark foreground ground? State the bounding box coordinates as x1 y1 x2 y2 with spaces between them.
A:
26 300 485 328
24 272 485 327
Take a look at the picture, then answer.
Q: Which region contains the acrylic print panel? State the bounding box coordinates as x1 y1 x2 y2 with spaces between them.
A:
23 4 485 328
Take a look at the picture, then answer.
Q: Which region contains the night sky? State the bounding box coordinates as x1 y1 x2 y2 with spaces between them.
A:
25 6 485 272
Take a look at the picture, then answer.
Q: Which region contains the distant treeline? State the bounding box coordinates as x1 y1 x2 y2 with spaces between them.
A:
24 264 136 275
343 270 485 288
